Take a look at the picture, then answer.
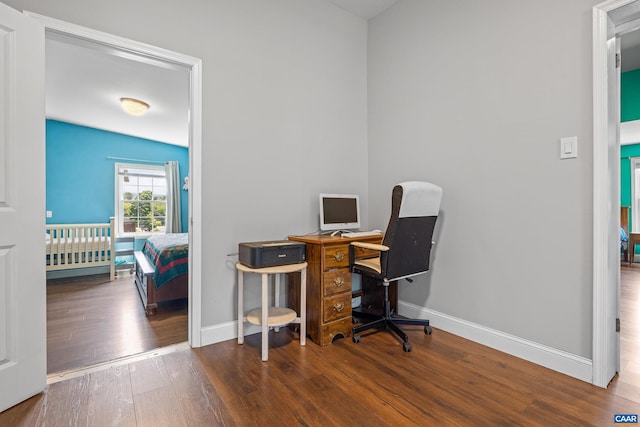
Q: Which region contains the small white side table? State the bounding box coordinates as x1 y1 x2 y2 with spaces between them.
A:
236 262 307 361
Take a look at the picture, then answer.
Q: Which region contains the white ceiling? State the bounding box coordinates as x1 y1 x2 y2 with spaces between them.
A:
44 0 399 146
45 32 190 147
622 30 640 72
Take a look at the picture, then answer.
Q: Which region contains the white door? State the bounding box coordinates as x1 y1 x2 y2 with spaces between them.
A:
0 3 46 412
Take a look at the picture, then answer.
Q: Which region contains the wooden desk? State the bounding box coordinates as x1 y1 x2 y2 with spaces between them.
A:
287 234 395 346
629 233 640 264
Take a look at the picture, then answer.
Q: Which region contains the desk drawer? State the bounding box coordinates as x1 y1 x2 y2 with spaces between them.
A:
323 244 350 269
323 269 351 296
323 292 351 323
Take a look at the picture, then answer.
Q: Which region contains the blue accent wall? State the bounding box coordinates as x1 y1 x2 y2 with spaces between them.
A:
46 120 189 232
621 144 639 230
621 71 640 230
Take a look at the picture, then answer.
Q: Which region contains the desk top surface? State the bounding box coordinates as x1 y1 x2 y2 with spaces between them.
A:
288 234 382 245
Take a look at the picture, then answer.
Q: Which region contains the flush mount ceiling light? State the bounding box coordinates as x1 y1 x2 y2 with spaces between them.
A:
120 97 150 116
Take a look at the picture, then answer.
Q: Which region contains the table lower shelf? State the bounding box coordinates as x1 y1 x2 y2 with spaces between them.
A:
246 306 298 327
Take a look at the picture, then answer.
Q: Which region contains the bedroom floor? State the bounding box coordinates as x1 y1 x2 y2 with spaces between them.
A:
46 273 188 375
617 262 640 401
4 317 640 425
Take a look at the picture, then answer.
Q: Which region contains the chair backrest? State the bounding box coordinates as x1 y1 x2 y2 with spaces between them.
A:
380 181 443 281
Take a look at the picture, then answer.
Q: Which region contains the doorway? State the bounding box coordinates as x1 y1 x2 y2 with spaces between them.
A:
618 40 640 399
593 0 640 388
30 12 203 374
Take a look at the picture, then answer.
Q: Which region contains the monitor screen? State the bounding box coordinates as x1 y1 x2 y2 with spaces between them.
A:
319 193 360 231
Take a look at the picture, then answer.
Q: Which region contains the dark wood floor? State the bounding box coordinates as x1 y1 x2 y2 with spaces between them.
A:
1 267 638 425
47 273 188 374
3 325 640 426
615 263 640 403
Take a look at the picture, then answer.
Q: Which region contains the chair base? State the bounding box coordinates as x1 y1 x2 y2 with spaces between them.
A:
352 286 432 352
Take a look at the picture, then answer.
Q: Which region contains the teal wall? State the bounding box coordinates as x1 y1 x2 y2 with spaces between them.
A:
46 120 189 232
621 70 640 232
621 144 639 231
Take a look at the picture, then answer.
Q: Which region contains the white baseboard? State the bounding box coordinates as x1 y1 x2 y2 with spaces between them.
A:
197 303 593 384
399 301 593 383
200 320 260 347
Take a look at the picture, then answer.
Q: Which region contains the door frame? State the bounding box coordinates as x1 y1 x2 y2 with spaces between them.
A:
26 12 204 347
593 0 640 388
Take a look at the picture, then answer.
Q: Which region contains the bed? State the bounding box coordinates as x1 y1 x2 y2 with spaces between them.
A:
45 218 115 280
134 233 189 315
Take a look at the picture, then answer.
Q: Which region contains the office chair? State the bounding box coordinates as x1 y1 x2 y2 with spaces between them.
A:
349 181 442 352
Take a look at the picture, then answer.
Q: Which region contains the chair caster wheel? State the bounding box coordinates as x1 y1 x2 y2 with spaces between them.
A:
352 334 361 343
403 342 412 352
424 326 432 335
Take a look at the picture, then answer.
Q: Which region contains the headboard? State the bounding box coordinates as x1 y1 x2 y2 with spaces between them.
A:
622 206 630 233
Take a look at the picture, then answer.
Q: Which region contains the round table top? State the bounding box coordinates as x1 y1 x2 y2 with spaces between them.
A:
236 261 307 274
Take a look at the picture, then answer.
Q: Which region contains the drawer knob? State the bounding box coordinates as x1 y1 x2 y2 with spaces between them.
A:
334 251 345 262
333 302 345 312
333 277 345 287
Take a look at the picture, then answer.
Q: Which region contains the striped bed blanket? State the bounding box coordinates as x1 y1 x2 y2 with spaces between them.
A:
142 233 188 288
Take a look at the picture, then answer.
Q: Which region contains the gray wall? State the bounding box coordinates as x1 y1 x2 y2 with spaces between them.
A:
5 0 368 326
367 0 600 358
5 0 603 360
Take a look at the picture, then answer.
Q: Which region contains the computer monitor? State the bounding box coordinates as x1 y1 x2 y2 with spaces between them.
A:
319 193 360 232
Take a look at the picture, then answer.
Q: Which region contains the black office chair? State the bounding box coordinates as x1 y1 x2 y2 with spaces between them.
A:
349 181 442 352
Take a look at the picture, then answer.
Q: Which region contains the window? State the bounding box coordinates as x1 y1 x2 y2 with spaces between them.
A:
115 163 167 235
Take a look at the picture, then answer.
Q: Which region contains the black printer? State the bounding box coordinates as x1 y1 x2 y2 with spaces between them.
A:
238 240 306 268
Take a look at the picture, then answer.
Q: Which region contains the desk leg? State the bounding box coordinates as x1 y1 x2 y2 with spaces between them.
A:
237 270 244 345
300 268 306 347
274 273 280 332
261 272 269 361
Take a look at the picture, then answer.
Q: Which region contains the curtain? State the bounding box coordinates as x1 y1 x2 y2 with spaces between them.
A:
165 161 182 233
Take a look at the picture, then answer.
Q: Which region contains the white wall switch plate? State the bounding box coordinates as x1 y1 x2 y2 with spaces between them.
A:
46 210 52 218
560 136 577 159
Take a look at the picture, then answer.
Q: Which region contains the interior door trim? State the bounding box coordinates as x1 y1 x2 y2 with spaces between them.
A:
25 11 204 347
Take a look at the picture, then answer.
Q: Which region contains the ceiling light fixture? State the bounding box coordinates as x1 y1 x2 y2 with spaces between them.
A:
120 97 150 116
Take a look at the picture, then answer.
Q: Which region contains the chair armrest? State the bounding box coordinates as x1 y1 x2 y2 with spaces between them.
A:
349 241 388 272
350 241 389 252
